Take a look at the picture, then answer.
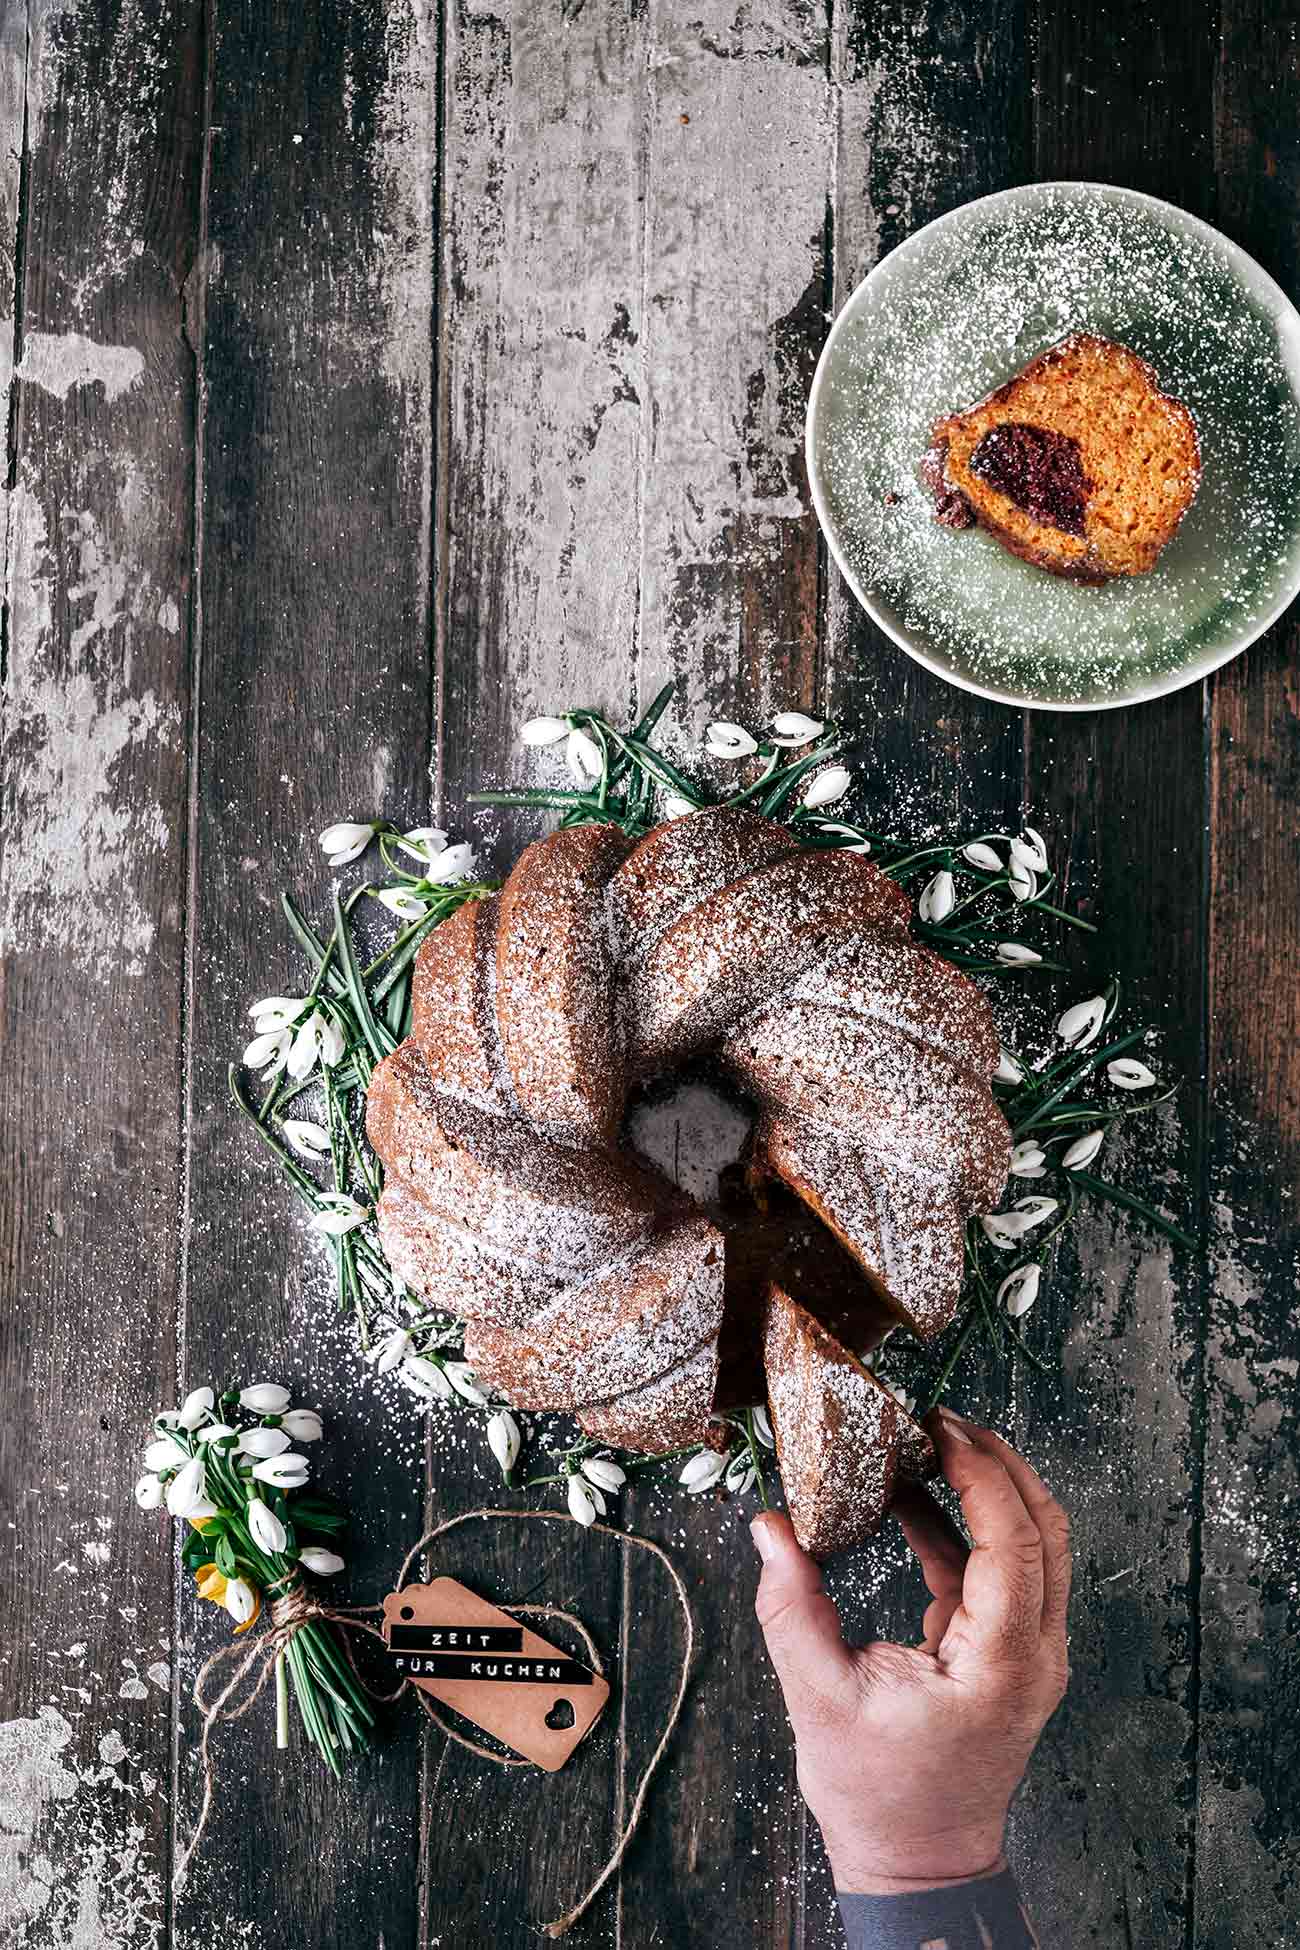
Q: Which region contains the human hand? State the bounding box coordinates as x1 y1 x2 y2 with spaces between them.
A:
751 1409 1071 1894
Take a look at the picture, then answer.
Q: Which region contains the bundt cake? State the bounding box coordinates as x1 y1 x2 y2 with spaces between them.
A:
921 332 1200 583
365 807 1011 1557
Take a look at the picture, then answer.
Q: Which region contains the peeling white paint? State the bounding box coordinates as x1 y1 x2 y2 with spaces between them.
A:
15 330 145 402
0 1707 162 1948
1 474 178 978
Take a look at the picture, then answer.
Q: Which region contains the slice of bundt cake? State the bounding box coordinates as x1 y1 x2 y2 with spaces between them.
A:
762 1283 936 1558
922 332 1200 582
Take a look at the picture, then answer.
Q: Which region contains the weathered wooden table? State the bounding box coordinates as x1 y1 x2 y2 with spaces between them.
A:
3 2 1298 1944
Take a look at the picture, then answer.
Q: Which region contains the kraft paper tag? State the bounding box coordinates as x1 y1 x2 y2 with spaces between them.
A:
381 1575 610 1771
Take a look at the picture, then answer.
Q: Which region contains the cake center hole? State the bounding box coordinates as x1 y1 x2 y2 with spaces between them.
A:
623 1069 757 1211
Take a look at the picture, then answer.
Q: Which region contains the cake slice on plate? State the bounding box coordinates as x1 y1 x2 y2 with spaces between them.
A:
922 332 1200 582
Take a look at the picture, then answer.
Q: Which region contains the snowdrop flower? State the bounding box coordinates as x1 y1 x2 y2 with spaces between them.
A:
224 1578 258 1625
995 1048 1026 1085
282 1119 332 1159
486 1410 521 1477
769 711 824 748
1007 855 1036 903
374 1327 411 1374
251 1452 310 1489
801 766 851 811
919 869 956 925
248 995 306 1032
444 1362 489 1407
239 1426 291 1460
725 1453 757 1494
1013 1195 1060 1229
197 1422 237 1446
1057 995 1106 1050
998 1263 1041 1318
1011 827 1049 875
299 1547 345 1577
752 1405 775 1450
424 841 477 885
247 1497 287 1554
704 721 758 761
520 715 569 747
375 886 429 920
1009 1141 1047 1178
240 1383 291 1415
962 839 1003 872
320 821 375 869
134 1473 164 1510
399 824 448 856
817 822 870 854
166 1457 208 1518
177 1386 214 1432
287 1010 344 1081
981 1211 1032 1249
566 726 604 784
663 794 697 820
310 1195 370 1237
582 1456 626 1493
281 1409 323 1443
567 1475 599 1526
1108 1058 1157 1090
243 1028 292 1076
143 1435 189 1472
399 1355 455 1402
678 1449 727 1494
996 942 1042 966
1062 1128 1105 1170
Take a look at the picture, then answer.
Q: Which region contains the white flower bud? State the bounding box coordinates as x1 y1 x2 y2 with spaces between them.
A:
520 716 569 747
374 1328 411 1375
242 1028 291 1074
319 821 375 867
486 1410 521 1477
1012 826 1049 874
704 721 758 760
310 1196 370 1237
1009 1141 1046 1178
166 1457 208 1518
566 727 604 784
1108 1058 1157 1090
223 1577 257 1624
281 1409 323 1443
247 1497 288 1554
567 1475 599 1526
143 1436 189 1472
816 822 870 854
399 1355 455 1402
240 1383 291 1415
251 1452 310 1489
961 840 1003 872
444 1362 489 1407
298 1547 345 1577
995 1048 1026 1085
724 1454 757 1494
239 1427 291 1459
769 711 824 747
751 1406 775 1450
196 1423 237 1446
248 996 306 1031
981 1211 1032 1249
1057 995 1107 1050
581 1456 626 1493
424 842 476 885
800 766 851 811
1007 855 1036 903
678 1449 727 1493
281 1119 332 1158
375 887 429 920
998 1263 1042 1318
918 869 955 924
996 942 1042 966
1062 1128 1105 1170
134 1473 164 1510
662 794 697 820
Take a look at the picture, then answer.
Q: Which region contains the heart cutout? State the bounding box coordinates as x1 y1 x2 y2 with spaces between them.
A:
544 1697 575 1731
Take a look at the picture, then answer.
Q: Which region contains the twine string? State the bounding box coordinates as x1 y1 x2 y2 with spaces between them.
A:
176 1508 695 1939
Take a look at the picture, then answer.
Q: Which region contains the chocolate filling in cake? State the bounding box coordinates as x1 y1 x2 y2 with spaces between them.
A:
967 421 1091 536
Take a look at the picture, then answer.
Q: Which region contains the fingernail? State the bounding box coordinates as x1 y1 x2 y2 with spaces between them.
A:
936 1408 974 1446
750 1515 777 1561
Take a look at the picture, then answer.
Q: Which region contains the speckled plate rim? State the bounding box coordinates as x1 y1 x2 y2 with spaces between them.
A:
806 181 1300 714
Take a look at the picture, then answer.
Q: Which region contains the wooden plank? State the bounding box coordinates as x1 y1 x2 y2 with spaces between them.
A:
819 7 1029 1943
432 3 651 1937
0 1 202 1942
1014 5 1217 1943
620 9 840 1946
1199 4 1300 1940
179 0 435 1937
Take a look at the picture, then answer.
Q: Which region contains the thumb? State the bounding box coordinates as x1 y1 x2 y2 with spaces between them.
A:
751 1513 858 1729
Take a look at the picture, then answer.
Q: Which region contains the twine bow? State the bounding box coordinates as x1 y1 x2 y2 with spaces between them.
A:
176 1508 696 1939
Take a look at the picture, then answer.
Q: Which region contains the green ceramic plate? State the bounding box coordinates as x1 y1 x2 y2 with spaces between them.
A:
806 183 1300 710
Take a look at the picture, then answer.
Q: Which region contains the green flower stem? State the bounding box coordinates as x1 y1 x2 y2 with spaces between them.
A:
1067 1170 1196 1249
924 1308 980 1413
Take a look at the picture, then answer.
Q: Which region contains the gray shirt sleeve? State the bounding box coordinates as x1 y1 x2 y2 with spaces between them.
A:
837 1865 1039 1949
